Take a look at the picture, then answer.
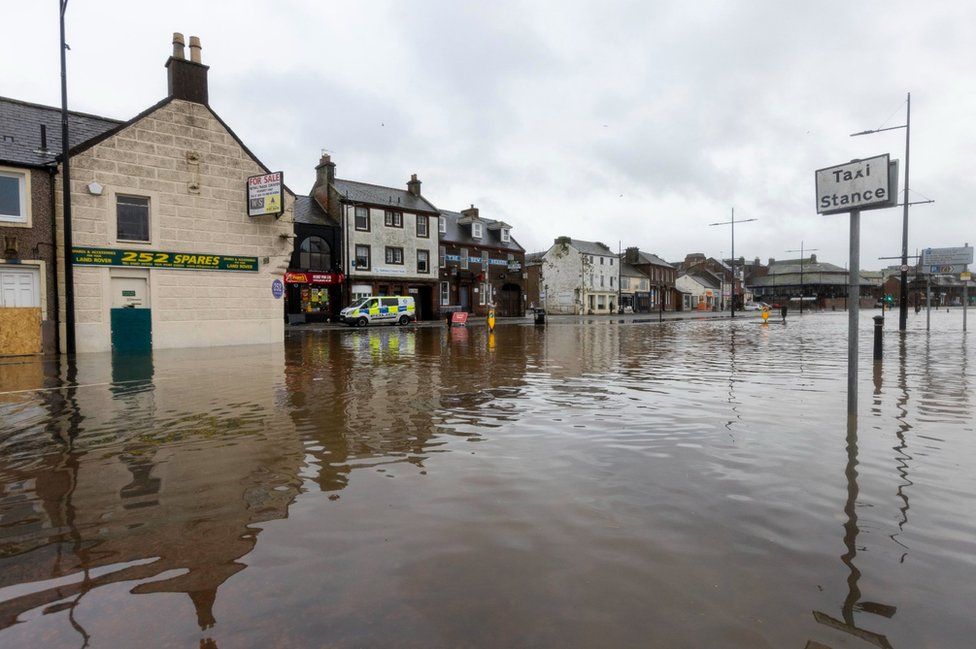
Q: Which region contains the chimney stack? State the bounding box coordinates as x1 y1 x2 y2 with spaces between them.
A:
461 204 479 220
625 247 639 264
407 173 422 197
312 153 336 210
189 36 202 63
166 32 209 104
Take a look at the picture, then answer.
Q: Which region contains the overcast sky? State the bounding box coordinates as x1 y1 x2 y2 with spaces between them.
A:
6 1 974 267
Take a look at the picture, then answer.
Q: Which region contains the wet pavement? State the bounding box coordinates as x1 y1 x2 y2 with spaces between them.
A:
0 310 973 648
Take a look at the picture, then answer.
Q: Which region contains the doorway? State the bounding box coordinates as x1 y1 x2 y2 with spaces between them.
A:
110 275 151 352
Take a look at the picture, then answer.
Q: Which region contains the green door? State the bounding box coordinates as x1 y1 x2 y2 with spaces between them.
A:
111 308 152 352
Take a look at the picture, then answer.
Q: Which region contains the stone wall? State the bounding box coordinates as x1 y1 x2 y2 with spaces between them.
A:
54 99 293 353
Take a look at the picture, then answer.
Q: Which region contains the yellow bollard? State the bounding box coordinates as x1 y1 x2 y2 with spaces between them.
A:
487 308 496 332
761 307 769 325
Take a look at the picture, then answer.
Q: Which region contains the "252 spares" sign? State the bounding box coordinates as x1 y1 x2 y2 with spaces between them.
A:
72 247 259 272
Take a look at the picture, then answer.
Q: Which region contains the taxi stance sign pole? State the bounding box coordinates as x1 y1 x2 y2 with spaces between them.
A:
816 155 897 420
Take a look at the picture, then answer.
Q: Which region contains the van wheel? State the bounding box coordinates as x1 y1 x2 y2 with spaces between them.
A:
398 315 410 326
357 317 368 327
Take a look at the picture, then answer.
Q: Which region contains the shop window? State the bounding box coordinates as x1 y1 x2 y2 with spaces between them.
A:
417 215 429 237
355 206 369 231
461 248 469 270
417 250 430 273
0 169 29 224
384 210 402 228
598 295 606 309
385 246 404 265
439 245 446 268
117 195 150 242
355 244 370 270
440 281 450 306
299 236 331 270
299 285 330 315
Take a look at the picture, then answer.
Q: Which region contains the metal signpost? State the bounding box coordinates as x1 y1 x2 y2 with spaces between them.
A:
709 208 757 318
816 155 897 419
919 245 974 332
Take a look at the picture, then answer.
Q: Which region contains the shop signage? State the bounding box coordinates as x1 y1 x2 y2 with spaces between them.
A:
921 246 973 267
815 154 894 214
72 247 258 272
271 279 284 299
284 271 345 285
247 172 284 217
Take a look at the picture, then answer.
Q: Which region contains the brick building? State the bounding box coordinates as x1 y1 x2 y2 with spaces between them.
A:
1 98 118 354
437 205 525 317
54 33 294 353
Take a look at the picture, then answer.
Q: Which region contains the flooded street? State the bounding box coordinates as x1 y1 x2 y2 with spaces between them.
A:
0 312 973 648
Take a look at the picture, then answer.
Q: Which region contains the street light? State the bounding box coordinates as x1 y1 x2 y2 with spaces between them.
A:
786 241 818 314
709 208 757 318
59 0 76 354
851 92 911 332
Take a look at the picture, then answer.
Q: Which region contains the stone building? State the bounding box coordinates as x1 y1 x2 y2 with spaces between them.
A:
437 205 525 317
310 155 441 320
55 34 294 353
0 98 118 354
531 237 618 315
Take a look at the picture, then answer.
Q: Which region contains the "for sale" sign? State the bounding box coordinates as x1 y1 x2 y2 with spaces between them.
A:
247 172 284 217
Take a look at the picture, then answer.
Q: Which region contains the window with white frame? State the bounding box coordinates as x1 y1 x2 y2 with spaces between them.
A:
600 275 605 287
461 248 469 269
472 222 483 239
417 250 430 273
500 228 510 243
385 246 404 264
117 195 150 242
384 210 403 228
440 281 450 305
355 206 369 231
439 216 447 234
479 282 487 305
355 244 370 270
0 169 29 224
439 245 446 268
481 250 489 268
416 214 429 237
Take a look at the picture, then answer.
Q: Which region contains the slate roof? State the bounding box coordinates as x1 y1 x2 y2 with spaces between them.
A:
438 209 524 252
631 250 673 267
565 239 614 256
525 252 545 265
294 195 339 228
0 96 121 168
619 260 648 278
747 272 875 288
334 178 439 214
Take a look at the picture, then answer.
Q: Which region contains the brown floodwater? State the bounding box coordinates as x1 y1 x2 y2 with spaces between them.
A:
0 311 973 648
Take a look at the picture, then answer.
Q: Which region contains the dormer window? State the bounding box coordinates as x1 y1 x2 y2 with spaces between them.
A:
500 228 510 243
472 222 483 239
439 216 447 234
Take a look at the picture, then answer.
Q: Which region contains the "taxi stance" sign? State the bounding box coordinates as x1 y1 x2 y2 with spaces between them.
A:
815 154 896 215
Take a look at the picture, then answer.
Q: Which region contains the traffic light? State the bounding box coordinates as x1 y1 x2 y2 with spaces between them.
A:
885 294 894 306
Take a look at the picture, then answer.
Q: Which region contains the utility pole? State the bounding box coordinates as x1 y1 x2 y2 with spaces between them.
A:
852 92 921 332
709 208 757 319
59 0 76 354
786 241 819 314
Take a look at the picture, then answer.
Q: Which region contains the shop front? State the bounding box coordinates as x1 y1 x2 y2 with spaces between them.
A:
285 271 344 324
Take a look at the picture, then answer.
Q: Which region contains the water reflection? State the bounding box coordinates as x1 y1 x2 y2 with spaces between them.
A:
0 314 973 647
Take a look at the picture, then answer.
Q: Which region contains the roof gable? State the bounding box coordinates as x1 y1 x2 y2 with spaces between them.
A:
0 96 121 168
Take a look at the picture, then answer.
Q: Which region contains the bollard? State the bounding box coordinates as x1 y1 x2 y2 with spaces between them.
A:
873 315 884 361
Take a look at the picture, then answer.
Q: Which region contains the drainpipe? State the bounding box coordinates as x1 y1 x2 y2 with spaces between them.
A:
48 165 61 354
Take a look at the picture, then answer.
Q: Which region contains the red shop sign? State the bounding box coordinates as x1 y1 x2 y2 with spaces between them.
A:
284 271 345 285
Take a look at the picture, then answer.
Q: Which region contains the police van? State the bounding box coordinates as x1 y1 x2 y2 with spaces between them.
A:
339 296 416 326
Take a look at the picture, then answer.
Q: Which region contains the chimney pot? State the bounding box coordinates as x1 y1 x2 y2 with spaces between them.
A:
172 32 185 59
407 173 422 197
189 36 202 63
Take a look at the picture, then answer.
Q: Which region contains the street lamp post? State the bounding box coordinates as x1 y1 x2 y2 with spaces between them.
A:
786 241 819 314
59 0 76 354
709 208 757 318
851 92 911 332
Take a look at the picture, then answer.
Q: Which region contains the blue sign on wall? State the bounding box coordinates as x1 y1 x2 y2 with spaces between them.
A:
272 279 284 299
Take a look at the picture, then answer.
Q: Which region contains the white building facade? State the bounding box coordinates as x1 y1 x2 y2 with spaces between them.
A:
536 237 618 315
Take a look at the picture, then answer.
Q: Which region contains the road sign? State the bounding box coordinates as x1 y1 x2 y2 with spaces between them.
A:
815 154 895 214
921 246 974 266
900 264 909 272
961 271 972 281
922 264 966 275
